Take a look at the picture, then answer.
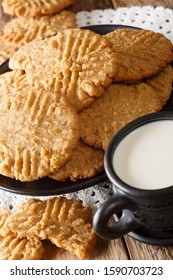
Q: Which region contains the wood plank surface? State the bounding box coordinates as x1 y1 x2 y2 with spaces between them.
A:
0 0 173 260
125 236 173 260
112 0 173 9
68 0 113 12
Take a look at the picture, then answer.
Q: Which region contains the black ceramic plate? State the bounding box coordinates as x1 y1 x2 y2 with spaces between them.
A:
1 24 131 196
0 24 172 196
0 172 107 196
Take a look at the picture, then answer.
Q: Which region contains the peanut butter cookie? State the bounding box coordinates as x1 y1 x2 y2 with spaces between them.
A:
0 234 44 260
0 32 16 65
9 28 118 111
0 72 80 181
105 29 173 83
79 67 173 150
145 65 173 105
2 0 76 17
50 139 104 181
0 208 10 228
0 70 25 110
2 197 97 259
0 207 44 260
3 11 76 49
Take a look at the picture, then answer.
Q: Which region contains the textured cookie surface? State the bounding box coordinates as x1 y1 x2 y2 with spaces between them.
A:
105 29 173 83
145 65 173 105
79 69 172 150
0 32 16 65
0 207 44 260
0 70 25 110
3 11 76 49
50 139 104 181
2 0 76 17
0 208 10 229
2 197 97 259
0 72 80 181
9 28 118 111
0 234 44 260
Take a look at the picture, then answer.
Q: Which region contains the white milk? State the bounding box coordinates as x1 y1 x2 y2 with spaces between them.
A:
112 120 173 190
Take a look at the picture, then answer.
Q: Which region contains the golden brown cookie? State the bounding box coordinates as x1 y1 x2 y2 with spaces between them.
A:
144 65 173 105
50 139 104 181
79 69 171 150
9 28 118 111
0 207 44 260
105 29 173 83
0 72 80 181
0 32 16 65
2 197 97 260
2 0 76 17
0 234 44 260
0 208 10 228
3 11 76 49
0 70 25 110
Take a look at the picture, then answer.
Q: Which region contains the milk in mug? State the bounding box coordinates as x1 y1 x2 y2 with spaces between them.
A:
113 120 173 190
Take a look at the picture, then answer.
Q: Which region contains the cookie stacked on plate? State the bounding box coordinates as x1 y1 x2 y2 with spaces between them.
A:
0 28 118 181
0 27 173 183
2 0 76 17
80 29 173 150
0 0 77 65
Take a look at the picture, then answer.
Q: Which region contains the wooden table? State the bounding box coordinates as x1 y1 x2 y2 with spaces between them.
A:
0 0 173 260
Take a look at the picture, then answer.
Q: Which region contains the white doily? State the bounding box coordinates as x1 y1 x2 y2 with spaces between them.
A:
0 182 113 213
0 6 173 213
77 6 173 42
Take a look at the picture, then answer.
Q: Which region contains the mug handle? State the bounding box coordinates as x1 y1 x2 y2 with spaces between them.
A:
93 195 139 239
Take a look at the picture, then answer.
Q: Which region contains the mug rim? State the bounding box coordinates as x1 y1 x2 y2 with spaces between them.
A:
104 111 173 201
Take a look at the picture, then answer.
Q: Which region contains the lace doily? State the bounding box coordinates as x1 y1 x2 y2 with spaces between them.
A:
77 6 173 42
0 6 173 213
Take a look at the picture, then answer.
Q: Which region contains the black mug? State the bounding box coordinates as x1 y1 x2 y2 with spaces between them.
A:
93 112 173 240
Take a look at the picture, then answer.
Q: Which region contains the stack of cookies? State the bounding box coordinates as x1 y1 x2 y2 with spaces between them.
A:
52 28 173 180
0 0 77 64
80 29 173 150
0 27 173 184
0 27 118 182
